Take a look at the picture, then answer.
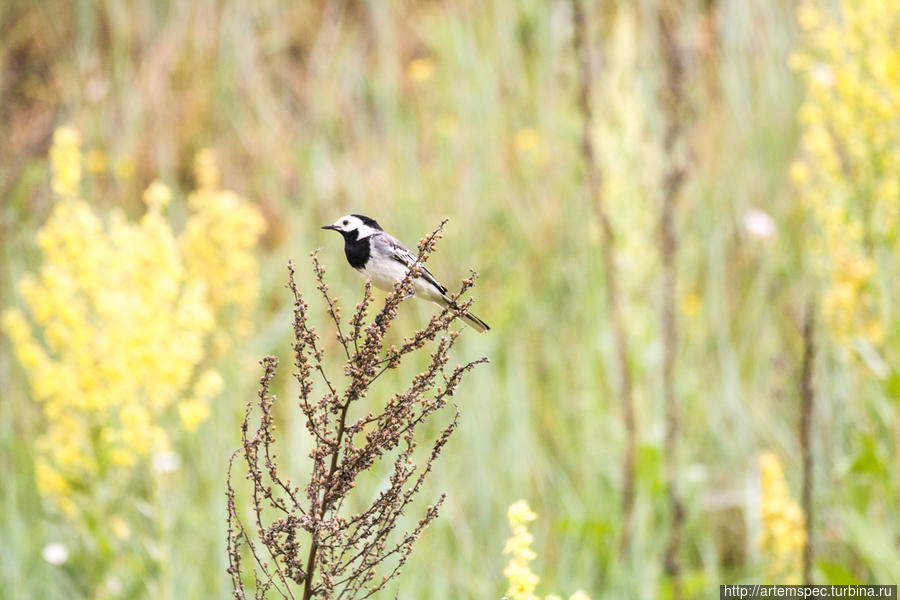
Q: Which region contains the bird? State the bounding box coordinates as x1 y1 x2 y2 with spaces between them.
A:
322 214 489 332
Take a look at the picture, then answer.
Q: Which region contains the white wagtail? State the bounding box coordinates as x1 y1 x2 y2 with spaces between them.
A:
322 214 490 332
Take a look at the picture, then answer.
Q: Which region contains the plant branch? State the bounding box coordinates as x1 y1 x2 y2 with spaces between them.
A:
228 219 487 600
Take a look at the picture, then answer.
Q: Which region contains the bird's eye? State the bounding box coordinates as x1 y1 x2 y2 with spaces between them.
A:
342 220 349 226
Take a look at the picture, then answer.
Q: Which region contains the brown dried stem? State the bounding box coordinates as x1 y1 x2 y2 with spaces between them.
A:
570 0 637 555
658 2 689 597
800 299 816 585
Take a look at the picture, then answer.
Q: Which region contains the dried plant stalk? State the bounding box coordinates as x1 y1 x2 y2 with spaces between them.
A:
226 220 487 599
800 300 816 585
570 0 638 556
658 2 689 597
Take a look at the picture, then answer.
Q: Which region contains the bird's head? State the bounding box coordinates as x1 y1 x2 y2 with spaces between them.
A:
321 214 382 239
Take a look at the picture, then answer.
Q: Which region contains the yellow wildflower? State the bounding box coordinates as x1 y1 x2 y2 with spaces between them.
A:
504 562 539 600
194 147 220 190
178 398 211 432
85 148 107 173
680 292 702 317
788 161 809 185
796 4 822 30
110 516 131 540
502 500 592 600
508 499 538 526
758 452 806 583
143 179 173 210
792 0 899 345
50 125 82 197
515 128 540 153
407 57 435 82
193 369 225 398
2 131 264 516
109 448 137 467
183 149 266 338
503 500 540 600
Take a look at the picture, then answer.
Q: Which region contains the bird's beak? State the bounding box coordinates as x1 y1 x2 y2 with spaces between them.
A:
321 224 338 231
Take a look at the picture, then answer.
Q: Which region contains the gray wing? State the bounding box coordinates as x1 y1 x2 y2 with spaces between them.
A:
372 232 448 295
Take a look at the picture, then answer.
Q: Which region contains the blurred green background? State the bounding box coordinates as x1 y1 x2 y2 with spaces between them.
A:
2 0 899 598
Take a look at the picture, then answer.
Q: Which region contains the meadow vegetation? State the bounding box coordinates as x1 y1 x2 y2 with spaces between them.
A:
1 0 899 598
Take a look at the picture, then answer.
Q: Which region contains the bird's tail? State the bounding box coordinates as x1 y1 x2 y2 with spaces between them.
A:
433 296 490 333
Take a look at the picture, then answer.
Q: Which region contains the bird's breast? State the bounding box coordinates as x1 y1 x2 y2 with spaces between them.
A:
359 259 410 293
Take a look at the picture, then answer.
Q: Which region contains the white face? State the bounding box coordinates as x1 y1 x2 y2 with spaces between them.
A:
326 214 378 238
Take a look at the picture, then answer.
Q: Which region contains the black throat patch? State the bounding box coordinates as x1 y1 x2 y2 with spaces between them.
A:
342 229 371 269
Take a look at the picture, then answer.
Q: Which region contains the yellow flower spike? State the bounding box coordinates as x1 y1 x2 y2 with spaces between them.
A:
4 126 264 515
758 452 806 582
507 499 538 527
796 102 819 125
503 532 537 559
796 4 822 30
16 340 50 373
503 500 540 600
194 148 220 190
788 161 810 185
1 309 29 343
182 154 265 339
407 57 435 82
680 292 702 317
178 397 211 432
50 125 83 198
85 148 107 173
54 441 85 470
43 401 65 421
35 462 69 497
792 0 898 345
515 128 540 153
503 499 590 599
53 125 81 147
143 180 172 211
503 562 539 600
193 369 224 399
149 426 169 452
110 516 131 540
865 319 885 344
109 448 137 467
